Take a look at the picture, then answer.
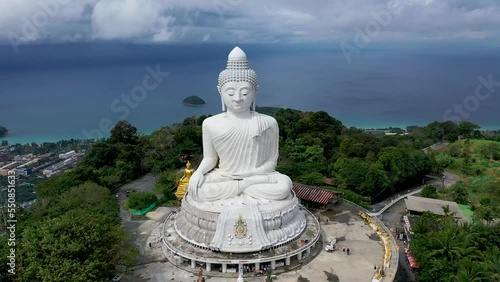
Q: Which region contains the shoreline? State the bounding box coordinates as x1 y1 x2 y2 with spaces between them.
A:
182 101 206 107
2 123 498 145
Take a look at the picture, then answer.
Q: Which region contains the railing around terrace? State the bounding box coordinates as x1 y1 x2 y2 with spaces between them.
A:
131 202 157 217
161 207 321 265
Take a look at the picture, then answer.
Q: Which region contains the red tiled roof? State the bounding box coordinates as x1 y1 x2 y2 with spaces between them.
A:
292 183 337 205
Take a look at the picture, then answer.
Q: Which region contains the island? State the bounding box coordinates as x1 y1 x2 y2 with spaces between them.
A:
183 95 206 107
0 125 8 137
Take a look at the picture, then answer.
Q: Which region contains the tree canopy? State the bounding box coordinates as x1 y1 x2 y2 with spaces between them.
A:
0 125 8 137
1 183 136 282
411 213 500 282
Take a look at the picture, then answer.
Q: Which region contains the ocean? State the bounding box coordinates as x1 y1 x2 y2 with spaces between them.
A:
0 43 499 144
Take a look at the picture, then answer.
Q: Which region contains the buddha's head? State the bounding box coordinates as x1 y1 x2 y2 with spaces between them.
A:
217 46 259 113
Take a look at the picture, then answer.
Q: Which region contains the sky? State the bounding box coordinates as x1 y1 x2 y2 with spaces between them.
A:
1 0 500 48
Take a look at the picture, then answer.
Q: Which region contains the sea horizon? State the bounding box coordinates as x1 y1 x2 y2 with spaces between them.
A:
1 113 497 145
1 43 499 145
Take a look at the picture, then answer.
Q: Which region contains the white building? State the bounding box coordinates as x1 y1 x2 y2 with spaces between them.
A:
59 150 76 159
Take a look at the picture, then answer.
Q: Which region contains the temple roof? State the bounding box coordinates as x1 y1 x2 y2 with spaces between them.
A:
292 183 337 205
404 196 470 223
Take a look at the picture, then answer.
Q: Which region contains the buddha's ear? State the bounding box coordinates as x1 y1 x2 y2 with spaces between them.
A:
217 85 226 111
221 98 226 112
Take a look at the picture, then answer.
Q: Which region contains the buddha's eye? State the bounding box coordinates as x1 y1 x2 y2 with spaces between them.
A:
226 89 235 96
241 88 249 96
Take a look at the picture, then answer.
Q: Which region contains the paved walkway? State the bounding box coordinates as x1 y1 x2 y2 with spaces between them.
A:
123 202 386 282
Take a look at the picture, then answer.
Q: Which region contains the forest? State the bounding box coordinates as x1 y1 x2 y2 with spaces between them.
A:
1 109 499 281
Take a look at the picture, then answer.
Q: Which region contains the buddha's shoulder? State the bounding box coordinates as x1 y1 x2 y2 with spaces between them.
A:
254 112 278 126
202 114 225 129
203 113 224 123
202 113 277 126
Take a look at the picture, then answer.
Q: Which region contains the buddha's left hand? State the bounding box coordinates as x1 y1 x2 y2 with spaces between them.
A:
188 171 204 198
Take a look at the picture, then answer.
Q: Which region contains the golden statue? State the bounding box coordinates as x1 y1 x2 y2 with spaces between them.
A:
175 161 194 199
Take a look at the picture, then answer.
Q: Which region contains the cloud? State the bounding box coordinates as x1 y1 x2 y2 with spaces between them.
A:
91 0 175 41
0 0 499 45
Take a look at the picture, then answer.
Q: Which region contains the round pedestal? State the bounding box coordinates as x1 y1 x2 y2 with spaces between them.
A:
175 193 307 253
162 207 320 276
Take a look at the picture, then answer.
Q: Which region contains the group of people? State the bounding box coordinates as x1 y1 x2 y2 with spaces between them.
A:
342 246 351 255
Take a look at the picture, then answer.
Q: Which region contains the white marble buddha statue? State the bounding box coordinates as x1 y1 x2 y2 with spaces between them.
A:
187 46 292 203
176 47 306 253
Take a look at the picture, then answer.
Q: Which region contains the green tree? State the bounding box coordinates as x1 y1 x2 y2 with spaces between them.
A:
484 246 500 281
421 184 437 198
155 169 178 201
83 141 120 168
450 184 469 204
360 164 389 197
127 191 158 210
19 182 136 281
333 157 370 194
295 172 325 186
109 120 138 145
0 125 8 137
288 111 343 158
450 258 486 282
21 211 134 282
457 121 480 138
274 108 301 141
0 236 15 282
479 142 500 161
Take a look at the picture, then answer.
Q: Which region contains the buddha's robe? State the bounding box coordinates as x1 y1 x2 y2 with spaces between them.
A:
197 113 292 202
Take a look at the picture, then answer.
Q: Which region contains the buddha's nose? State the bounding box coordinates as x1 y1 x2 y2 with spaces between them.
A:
234 93 243 101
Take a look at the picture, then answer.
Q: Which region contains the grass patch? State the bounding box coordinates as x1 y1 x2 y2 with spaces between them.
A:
458 204 474 221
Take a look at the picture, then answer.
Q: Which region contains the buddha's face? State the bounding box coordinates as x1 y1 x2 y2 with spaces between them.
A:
220 81 255 114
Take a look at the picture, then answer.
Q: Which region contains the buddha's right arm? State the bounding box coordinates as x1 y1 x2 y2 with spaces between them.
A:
197 119 219 175
195 157 218 175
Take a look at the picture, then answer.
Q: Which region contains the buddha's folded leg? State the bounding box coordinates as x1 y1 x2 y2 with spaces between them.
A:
242 173 292 200
196 172 239 201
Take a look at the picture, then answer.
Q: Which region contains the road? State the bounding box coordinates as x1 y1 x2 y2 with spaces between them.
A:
116 174 164 267
368 171 461 216
371 171 461 282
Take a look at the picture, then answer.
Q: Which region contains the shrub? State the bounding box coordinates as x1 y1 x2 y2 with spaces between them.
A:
128 191 158 210
421 185 437 198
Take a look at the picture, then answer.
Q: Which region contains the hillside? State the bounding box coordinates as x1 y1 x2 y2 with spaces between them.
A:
433 139 500 222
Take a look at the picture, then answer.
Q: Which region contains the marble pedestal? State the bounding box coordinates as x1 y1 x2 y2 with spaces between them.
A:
175 193 306 253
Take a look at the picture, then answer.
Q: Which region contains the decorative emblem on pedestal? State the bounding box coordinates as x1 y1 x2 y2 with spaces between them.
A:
234 215 247 239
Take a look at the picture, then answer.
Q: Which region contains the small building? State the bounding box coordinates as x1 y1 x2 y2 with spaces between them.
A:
404 196 470 223
364 129 389 135
292 183 338 210
14 168 32 177
59 150 76 159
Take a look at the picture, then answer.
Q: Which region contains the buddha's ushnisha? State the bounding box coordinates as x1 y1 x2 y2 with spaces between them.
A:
188 46 292 202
